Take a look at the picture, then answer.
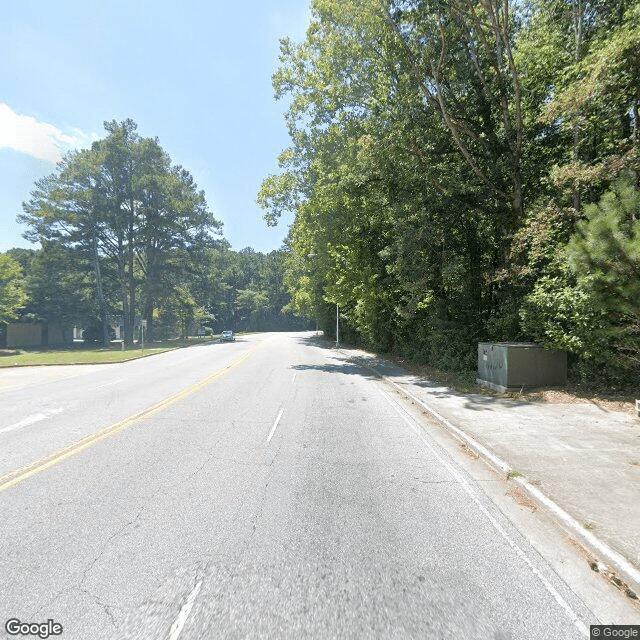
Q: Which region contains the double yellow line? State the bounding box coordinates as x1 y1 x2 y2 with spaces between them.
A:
0 342 262 494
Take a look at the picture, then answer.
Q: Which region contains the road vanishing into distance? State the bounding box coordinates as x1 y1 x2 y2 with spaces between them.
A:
0 332 629 639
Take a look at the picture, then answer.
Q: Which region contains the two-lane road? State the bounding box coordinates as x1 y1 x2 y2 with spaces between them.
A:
0 332 609 638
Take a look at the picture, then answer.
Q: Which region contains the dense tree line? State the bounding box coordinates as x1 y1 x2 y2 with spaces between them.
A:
259 0 640 382
1 120 310 346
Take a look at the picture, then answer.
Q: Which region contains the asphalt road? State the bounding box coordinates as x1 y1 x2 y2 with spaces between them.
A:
0 332 602 638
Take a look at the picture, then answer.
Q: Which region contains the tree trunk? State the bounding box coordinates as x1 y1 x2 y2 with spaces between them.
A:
127 204 136 346
92 233 110 346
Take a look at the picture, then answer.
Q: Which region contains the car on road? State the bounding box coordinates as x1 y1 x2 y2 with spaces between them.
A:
220 330 235 342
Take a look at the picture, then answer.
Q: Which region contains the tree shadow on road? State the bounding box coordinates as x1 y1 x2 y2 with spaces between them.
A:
293 333 532 411
291 362 379 381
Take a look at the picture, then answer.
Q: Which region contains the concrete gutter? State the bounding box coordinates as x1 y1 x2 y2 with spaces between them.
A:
348 352 640 599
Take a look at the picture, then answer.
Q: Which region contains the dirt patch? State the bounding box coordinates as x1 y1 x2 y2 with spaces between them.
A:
566 536 599 566
566 537 640 604
458 443 479 460
506 486 538 511
540 389 636 416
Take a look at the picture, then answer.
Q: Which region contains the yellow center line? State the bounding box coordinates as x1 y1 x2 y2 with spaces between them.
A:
0 341 263 494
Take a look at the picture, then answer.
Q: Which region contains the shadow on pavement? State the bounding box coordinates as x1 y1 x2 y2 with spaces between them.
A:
291 362 379 381
295 333 531 409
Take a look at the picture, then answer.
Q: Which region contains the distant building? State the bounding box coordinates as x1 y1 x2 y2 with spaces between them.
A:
6 323 69 347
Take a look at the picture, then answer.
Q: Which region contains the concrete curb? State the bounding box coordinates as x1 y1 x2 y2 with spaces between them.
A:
345 352 640 597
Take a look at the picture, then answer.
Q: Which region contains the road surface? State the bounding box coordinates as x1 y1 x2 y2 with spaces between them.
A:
0 332 617 638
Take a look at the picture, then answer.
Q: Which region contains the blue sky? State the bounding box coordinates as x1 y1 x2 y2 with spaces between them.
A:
0 0 310 253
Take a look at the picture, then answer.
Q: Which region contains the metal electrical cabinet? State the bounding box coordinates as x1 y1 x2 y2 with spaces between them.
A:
477 343 567 392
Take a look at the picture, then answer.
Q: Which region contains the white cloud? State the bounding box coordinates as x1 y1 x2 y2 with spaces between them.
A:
0 103 98 163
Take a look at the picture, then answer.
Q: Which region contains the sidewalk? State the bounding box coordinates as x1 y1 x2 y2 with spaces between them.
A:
334 344 640 597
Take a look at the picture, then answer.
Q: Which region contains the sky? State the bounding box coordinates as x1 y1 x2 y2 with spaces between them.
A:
0 0 311 254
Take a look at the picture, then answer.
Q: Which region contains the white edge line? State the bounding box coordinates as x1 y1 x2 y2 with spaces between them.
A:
379 388 589 638
374 366 640 590
267 407 284 443
168 579 202 640
398 382 509 473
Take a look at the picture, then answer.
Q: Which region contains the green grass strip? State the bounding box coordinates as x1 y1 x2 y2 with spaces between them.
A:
0 347 175 367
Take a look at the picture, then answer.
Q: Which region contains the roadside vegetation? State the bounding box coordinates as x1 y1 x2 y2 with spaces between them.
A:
0 334 226 366
258 0 640 390
0 120 311 352
0 345 175 367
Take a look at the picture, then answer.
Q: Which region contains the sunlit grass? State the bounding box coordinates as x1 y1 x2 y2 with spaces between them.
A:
0 344 184 367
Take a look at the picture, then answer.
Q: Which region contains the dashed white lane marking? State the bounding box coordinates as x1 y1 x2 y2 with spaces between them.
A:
378 388 590 638
89 377 125 391
267 407 284 443
168 580 202 640
0 408 64 435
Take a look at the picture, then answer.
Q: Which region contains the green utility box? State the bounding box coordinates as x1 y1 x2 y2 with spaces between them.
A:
477 343 567 392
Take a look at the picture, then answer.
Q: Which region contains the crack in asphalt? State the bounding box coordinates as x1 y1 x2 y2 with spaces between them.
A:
30 586 68 619
76 587 120 630
78 481 167 589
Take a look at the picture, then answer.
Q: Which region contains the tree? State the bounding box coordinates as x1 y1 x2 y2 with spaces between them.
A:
521 176 640 372
566 176 640 368
0 253 28 324
15 245 96 344
259 0 531 361
19 119 220 345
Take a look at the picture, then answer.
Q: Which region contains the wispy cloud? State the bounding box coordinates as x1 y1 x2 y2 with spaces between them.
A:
0 103 98 163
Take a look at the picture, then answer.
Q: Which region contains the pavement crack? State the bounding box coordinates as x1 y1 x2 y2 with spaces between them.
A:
30 587 68 619
78 484 165 587
183 447 217 482
76 587 120 630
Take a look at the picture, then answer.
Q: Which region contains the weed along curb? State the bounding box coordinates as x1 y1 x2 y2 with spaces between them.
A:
341 350 640 599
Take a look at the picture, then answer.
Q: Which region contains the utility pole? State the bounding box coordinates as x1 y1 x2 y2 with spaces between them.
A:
336 304 339 347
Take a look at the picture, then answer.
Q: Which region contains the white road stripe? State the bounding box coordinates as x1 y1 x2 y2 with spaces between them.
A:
168 580 202 640
90 377 125 391
267 407 284 443
379 388 590 638
292 372 297 383
0 408 64 435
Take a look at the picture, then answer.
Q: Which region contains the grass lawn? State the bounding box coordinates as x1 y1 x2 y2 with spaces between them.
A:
0 341 204 367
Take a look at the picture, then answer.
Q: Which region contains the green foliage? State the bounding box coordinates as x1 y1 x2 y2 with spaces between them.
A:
26 244 95 329
521 268 609 357
19 119 220 344
567 176 640 368
256 0 640 384
0 253 28 323
522 176 640 370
